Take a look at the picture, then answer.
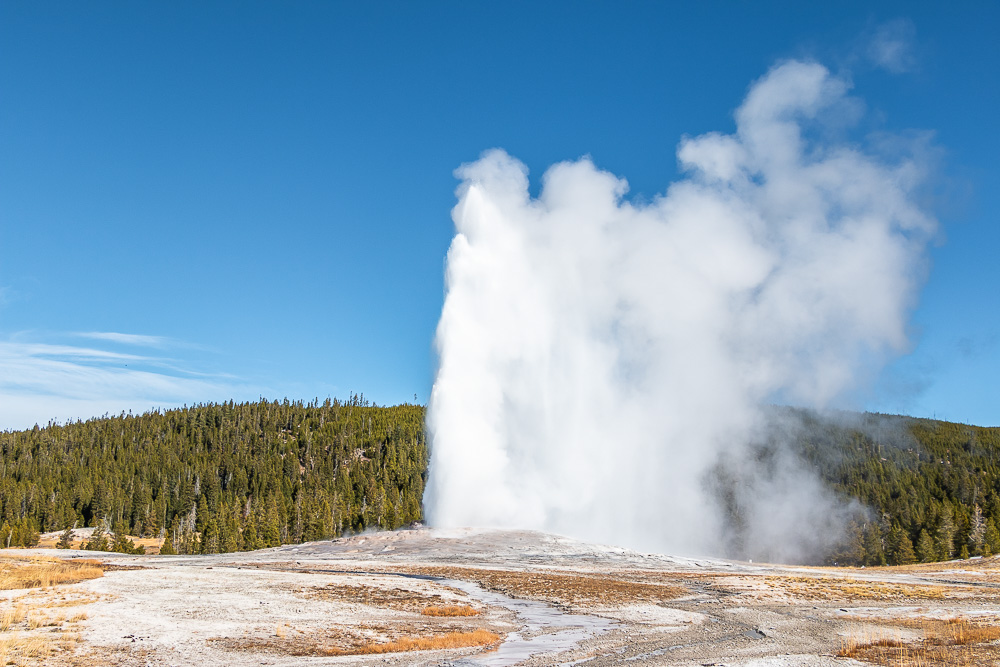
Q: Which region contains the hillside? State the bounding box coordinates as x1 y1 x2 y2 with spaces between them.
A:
2 400 999 565
792 409 1000 565
0 397 427 554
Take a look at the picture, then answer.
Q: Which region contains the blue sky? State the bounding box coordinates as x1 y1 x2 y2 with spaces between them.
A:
1 1 997 429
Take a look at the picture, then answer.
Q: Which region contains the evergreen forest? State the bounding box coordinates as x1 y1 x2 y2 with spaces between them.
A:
791 409 1000 566
0 397 426 555
1 398 999 566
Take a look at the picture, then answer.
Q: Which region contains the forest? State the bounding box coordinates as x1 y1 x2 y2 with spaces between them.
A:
1 398 999 566
791 409 1000 566
0 396 426 555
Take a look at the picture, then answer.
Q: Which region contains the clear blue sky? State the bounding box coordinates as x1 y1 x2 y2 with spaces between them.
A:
1 1 997 429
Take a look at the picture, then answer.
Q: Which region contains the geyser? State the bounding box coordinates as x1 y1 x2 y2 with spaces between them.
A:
424 60 935 561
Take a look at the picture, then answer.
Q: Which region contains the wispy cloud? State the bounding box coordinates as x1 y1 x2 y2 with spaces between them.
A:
0 337 256 431
866 19 917 73
75 331 171 347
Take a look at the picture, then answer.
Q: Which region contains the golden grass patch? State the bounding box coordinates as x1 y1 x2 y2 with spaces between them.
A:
0 632 53 665
422 604 480 617
0 556 103 590
839 618 1000 666
35 533 162 553
0 560 103 666
714 575 955 602
348 629 500 655
215 627 501 658
0 604 28 632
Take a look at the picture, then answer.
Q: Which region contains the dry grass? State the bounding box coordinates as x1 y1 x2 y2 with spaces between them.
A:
700 574 960 602
774 577 949 601
0 559 102 666
35 533 163 553
838 618 1000 666
400 566 687 606
0 632 53 666
27 611 66 629
19 589 107 608
216 627 501 658
422 604 480 617
348 629 500 655
0 604 28 631
306 583 461 612
0 556 103 590
864 555 1000 574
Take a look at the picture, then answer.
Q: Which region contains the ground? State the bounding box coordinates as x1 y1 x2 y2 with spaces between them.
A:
2 527 999 666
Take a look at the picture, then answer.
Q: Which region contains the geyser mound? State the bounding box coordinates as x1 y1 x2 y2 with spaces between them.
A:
425 60 935 563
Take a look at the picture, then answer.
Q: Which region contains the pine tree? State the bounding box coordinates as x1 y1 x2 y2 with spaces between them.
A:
111 521 142 554
917 529 936 563
263 502 281 548
897 532 917 565
85 526 110 552
56 526 74 549
0 521 11 549
861 523 886 566
201 518 220 554
159 532 177 555
935 505 956 560
984 520 1000 557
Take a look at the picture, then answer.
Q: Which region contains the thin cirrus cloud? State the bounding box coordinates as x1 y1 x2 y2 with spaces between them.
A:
0 334 251 431
74 331 171 347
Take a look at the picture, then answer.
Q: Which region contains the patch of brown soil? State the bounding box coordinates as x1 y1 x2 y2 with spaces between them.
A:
398 566 687 606
687 573 973 603
422 604 480 616
99 564 150 572
304 582 468 612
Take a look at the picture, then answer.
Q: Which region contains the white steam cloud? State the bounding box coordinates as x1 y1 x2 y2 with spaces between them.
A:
425 61 935 561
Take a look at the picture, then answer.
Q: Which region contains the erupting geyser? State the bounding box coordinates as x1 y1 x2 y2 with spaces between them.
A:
425 61 936 562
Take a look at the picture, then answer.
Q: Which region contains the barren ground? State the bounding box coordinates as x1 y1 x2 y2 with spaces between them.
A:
3 527 1000 666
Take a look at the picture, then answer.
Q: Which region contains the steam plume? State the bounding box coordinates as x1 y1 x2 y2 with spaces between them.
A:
425 61 935 561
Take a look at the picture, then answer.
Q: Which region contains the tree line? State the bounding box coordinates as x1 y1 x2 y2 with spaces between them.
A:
788 409 1000 565
0 396 426 554
2 398 999 565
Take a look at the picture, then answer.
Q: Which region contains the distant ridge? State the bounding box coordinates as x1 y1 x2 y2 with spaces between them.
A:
1 400 998 565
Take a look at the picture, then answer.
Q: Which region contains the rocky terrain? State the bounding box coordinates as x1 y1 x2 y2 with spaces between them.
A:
3 527 1000 666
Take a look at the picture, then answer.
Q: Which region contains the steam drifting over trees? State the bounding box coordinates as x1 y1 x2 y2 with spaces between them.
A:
425 60 936 561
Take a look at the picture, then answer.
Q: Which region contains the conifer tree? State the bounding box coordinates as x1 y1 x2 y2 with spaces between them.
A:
984 520 1000 557
159 532 177 555
56 526 74 549
111 521 143 554
935 505 956 560
85 526 110 552
895 529 917 565
917 529 936 563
